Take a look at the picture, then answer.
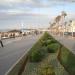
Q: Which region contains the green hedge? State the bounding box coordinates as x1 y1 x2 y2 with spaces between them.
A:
29 32 60 62
29 32 51 62
47 43 60 53
30 46 47 62
30 32 52 51
58 47 75 75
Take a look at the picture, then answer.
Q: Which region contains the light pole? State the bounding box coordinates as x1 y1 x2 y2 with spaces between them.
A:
69 20 73 38
21 22 24 37
71 26 73 38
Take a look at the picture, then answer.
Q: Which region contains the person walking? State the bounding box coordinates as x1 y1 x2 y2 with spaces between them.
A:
0 34 4 47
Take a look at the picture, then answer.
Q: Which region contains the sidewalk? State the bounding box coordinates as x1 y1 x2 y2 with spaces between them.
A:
51 34 75 54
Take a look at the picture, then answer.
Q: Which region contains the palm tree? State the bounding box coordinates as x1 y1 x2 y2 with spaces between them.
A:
55 15 61 35
61 11 67 37
64 21 67 33
55 15 61 23
69 20 73 37
49 22 56 34
61 11 67 18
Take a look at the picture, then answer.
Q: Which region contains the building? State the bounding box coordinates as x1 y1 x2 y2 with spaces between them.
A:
7 30 22 37
0 29 22 39
65 20 75 32
71 21 75 32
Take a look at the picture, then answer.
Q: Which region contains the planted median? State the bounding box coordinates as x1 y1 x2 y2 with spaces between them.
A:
22 32 68 75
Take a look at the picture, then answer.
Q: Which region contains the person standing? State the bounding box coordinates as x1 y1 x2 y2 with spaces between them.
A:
0 34 4 47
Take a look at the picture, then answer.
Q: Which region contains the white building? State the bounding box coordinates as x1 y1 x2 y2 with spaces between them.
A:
71 21 75 32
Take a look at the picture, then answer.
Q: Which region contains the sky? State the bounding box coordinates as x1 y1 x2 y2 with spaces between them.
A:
0 0 75 29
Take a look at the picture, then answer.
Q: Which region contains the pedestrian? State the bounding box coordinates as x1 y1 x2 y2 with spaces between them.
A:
0 34 4 47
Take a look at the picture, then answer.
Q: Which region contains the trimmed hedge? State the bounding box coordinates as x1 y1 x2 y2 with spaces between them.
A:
29 32 51 62
58 47 75 75
30 32 52 51
47 43 60 53
29 32 60 62
41 40 52 46
30 46 47 62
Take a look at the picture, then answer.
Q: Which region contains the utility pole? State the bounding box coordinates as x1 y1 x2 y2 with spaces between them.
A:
21 22 24 37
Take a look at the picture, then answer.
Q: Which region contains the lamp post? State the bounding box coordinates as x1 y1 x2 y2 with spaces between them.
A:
21 22 24 37
69 20 73 38
71 26 73 38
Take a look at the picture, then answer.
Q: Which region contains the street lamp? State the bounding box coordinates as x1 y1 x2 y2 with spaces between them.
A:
71 26 73 38
69 20 73 38
21 22 24 37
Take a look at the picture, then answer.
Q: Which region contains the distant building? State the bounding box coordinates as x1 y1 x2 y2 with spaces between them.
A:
66 20 75 32
0 29 22 39
7 30 22 37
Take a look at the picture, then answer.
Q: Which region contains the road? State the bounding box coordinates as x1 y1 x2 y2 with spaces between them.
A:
0 34 42 75
51 34 75 54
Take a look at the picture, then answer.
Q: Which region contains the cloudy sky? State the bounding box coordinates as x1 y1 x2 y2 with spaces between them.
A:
0 0 75 29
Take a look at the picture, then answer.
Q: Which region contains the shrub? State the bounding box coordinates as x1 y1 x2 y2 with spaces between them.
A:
30 50 42 62
30 47 47 62
41 39 57 47
41 32 51 41
47 43 60 53
46 40 52 45
50 39 57 43
41 40 52 46
39 65 55 75
29 32 58 62
40 46 48 56
46 39 57 46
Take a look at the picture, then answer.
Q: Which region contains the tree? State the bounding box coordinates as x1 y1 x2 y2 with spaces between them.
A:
69 20 73 37
61 11 67 18
54 15 61 34
49 22 56 34
61 11 67 36
55 15 61 23
64 21 67 32
58 11 67 36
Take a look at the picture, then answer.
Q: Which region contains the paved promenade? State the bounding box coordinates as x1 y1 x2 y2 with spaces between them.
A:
52 34 75 54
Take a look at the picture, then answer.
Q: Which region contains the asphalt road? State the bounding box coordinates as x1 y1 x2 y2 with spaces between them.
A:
0 34 42 75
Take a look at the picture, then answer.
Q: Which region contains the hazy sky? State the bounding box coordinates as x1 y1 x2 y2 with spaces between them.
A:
0 0 75 29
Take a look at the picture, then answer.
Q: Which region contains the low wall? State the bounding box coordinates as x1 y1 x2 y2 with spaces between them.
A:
58 46 75 75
